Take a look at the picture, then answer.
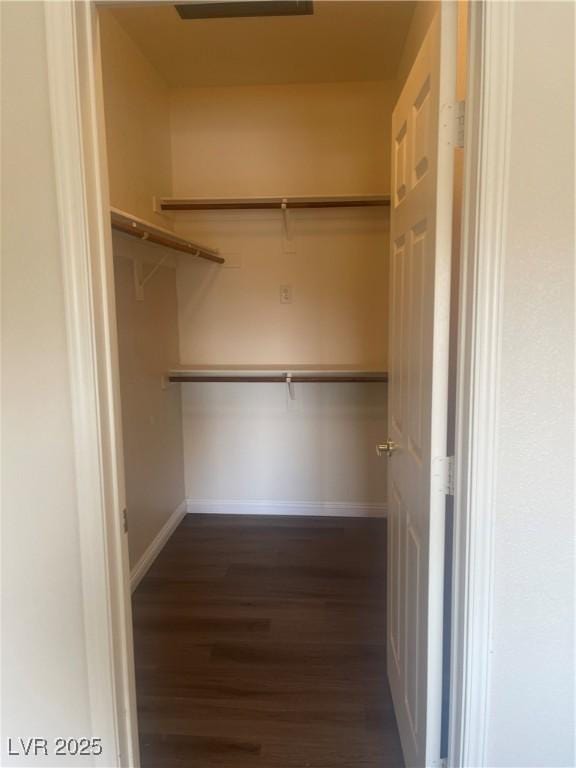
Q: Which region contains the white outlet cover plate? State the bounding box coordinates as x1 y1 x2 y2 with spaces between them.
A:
280 284 293 303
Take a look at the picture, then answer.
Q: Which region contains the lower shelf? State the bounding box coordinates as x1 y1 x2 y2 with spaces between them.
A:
168 367 388 383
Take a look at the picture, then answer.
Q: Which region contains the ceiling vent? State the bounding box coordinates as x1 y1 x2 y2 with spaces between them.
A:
175 1 314 20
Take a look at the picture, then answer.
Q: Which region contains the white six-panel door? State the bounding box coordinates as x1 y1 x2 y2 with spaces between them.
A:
387 6 456 767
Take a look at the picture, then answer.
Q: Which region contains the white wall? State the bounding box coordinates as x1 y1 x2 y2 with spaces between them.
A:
170 82 393 370
99 8 173 227
99 23 396 528
170 81 394 198
486 2 575 765
100 10 186 571
176 209 390 510
175 209 389 368
183 382 387 510
167 82 392 510
1 2 92 761
113 236 185 569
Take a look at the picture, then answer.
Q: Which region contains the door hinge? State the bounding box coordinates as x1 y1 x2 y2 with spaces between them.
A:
122 508 128 533
434 456 455 495
455 100 465 148
446 455 455 496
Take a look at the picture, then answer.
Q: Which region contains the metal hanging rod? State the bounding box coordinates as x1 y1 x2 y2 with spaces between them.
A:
110 207 224 264
159 195 391 212
168 369 389 384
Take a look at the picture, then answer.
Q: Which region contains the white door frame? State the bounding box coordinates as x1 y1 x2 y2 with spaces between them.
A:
44 3 139 766
42 1 514 765
448 2 514 766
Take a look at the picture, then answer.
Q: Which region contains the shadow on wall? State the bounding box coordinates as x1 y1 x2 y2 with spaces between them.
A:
182 381 388 508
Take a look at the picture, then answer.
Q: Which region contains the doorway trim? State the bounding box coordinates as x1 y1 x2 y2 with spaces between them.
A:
42 1 514 765
448 2 514 766
44 3 139 766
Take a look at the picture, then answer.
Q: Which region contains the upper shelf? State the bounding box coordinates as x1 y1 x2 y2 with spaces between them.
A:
159 194 391 212
110 207 225 264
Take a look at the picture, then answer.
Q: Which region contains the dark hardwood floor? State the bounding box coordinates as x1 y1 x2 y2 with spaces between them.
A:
132 514 404 767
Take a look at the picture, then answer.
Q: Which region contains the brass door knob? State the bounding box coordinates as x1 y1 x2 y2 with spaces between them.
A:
376 440 397 458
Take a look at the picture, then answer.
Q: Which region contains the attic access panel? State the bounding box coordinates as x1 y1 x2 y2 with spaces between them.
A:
175 1 313 20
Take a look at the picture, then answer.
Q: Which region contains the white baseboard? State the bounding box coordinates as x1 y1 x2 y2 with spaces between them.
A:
130 501 187 592
186 499 386 518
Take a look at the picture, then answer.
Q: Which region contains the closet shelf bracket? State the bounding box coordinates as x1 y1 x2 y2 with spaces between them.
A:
286 372 295 399
133 256 144 302
133 253 171 301
281 199 295 253
141 254 169 288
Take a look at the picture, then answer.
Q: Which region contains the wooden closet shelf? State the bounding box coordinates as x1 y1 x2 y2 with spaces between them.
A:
160 195 391 212
168 368 388 383
110 207 224 264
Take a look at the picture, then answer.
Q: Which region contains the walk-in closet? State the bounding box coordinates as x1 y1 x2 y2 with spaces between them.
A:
97 2 455 765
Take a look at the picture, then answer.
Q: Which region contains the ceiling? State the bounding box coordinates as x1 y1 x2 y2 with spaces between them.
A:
107 1 416 87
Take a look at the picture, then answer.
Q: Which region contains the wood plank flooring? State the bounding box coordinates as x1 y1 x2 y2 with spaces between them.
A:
133 514 404 767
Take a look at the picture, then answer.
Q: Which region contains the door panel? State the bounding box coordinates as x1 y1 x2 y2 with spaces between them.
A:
395 123 409 204
405 519 421 740
387 6 456 767
389 479 403 675
390 236 406 437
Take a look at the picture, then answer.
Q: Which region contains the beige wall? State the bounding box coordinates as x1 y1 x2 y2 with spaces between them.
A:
99 9 173 227
169 81 391 368
168 82 392 509
1 2 92 761
103 2 414 88
101 10 186 571
486 3 574 765
175 209 388 368
182 382 387 507
170 81 395 197
396 1 439 95
100 38 395 511
113 236 185 568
